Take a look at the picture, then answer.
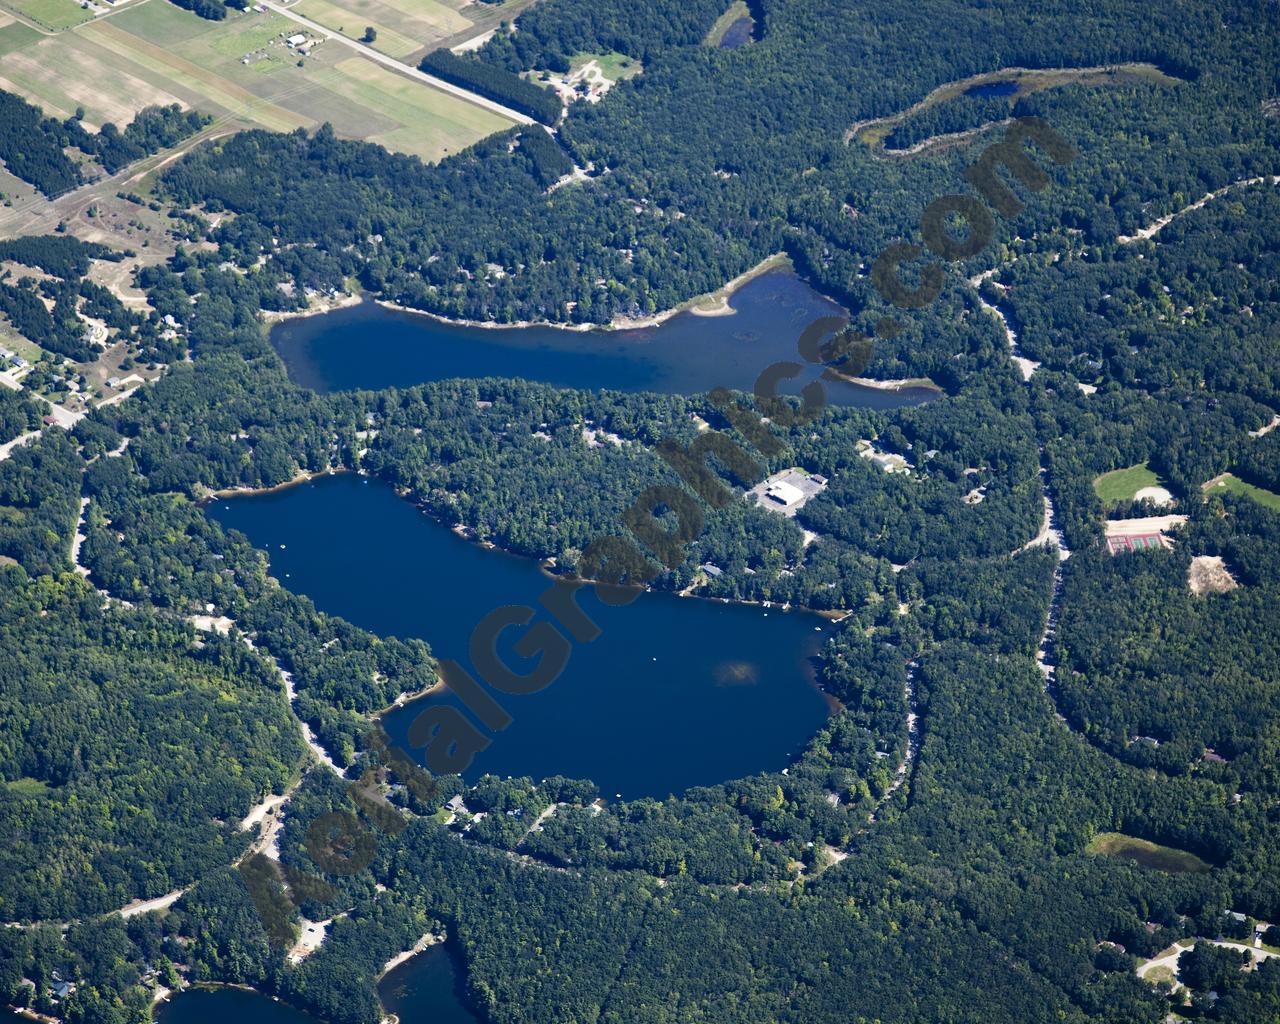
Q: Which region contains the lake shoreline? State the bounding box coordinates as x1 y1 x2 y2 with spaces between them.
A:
840 373 943 394
378 932 444 980
206 466 353 500
269 253 795 336
213 474 833 796
210 471 851 622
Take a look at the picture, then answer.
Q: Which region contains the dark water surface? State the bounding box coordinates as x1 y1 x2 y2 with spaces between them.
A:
208 474 831 799
270 270 933 409
154 988 324 1024
718 15 754 47
964 80 1018 97
151 947 480 1024
379 946 481 1024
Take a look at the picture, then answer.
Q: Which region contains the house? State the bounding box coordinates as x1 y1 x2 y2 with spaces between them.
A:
286 32 306 46
699 563 723 578
52 980 74 1000
445 794 467 814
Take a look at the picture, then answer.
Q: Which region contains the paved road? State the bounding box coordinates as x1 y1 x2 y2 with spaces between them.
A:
0 431 41 463
261 1 535 126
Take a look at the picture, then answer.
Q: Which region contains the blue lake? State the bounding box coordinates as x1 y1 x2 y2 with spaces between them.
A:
209 474 832 799
270 270 934 410
152 947 479 1024
155 989 324 1024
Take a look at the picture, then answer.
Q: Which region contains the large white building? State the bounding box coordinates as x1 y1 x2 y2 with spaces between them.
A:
765 480 805 506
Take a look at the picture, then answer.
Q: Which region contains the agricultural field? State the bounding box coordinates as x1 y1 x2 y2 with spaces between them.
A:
0 0 91 32
0 0 515 158
0 16 39 55
288 0 540 59
330 56 510 161
1204 472 1280 511
293 0 471 59
1086 832 1213 874
1093 461 1170 507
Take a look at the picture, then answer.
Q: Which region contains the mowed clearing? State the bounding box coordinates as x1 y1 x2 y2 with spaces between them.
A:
0 0 514 160
1086 832 1213 874
1093 462 1172 507
1203 472 1280 512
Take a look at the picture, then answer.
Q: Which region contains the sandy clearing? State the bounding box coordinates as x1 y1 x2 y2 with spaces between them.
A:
288 917 330 962
190 613 235 635
1105 514 1188 537
379 932 441 976
1133 485 1174 506
1189 555 1238 595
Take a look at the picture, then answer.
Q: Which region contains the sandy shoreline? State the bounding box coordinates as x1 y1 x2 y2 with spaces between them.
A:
261 260 944 400
263 292 364 324
373 679 447 716
207 466 352 500
378 933 443 979
840 374 942 393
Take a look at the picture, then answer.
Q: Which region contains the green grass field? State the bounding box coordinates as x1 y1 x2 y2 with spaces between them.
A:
5 777 52 797
1086 832 1213 873
1204 473 1280 511
0 0 91 31
1093 462 1161 505
571 50 641 83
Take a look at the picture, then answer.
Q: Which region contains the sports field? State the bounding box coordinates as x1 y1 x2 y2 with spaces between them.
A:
0 0 514 159
1093 462 1162 506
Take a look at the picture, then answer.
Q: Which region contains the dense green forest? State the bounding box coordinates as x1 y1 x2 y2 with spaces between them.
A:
0 92 209 197
0 388 42 445
419 51 563 125
1 0 1279 1021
